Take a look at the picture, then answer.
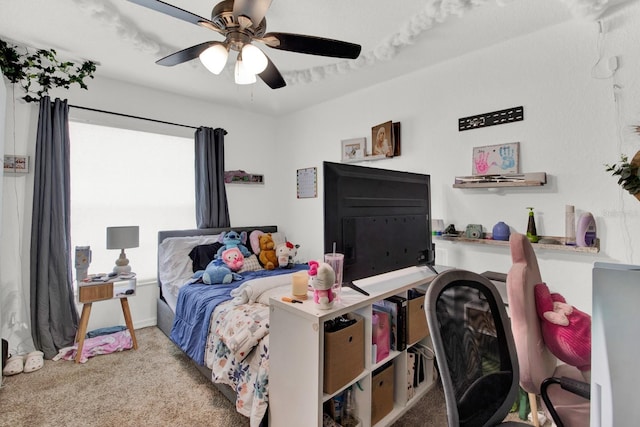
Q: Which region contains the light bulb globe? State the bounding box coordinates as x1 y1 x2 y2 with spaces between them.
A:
199 44 228 75
241 44 268 74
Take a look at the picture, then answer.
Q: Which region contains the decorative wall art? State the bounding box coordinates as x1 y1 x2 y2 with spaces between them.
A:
472 142 520 175
341 138 366 163
371 121 394 157
224 170 264 184
296 167 317 198
3 155 29 173
459 106 524 131
392 122 401 157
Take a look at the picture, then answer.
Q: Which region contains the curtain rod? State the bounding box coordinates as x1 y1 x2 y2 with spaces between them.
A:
68 104 198 130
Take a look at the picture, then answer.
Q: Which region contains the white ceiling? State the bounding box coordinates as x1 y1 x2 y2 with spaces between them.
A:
0 0 627 116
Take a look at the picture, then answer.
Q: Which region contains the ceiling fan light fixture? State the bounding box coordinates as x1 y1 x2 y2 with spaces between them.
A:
199 43 229 75
234 57 257 85
241 44 268 74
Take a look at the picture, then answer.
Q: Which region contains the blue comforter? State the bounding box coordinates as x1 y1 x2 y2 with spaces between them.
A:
170 266 308 365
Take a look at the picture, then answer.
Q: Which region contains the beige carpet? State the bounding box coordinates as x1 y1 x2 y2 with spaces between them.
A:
0 326 535 426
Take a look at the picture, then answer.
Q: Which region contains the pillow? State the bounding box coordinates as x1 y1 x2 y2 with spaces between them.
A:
188 242 223 272
238 254 263 273
158 234 220 294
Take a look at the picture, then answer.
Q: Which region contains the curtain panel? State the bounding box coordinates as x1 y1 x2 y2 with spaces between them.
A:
30 96 78 359
194 127 230 229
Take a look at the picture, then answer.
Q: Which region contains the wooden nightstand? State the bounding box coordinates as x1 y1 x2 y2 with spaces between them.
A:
75 276 138 363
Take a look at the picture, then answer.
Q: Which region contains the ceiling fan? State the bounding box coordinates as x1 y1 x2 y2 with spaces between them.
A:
128 0 362 89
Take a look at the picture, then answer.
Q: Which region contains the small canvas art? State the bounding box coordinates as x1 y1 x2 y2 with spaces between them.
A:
371 121 393 157
472 142 520 175
341 138 366 162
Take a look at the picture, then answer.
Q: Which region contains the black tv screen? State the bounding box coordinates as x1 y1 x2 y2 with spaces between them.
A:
323 161 434 283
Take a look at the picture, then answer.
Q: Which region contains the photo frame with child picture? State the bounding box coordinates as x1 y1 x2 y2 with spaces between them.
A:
371 121 401 158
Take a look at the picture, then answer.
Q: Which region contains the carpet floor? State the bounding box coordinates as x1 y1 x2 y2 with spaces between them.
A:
0 326 537 426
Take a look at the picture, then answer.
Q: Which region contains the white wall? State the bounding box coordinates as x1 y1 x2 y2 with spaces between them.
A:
3 4 640 337
276 6 640 314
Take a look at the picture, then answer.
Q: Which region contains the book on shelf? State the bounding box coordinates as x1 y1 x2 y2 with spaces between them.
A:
371 307 391 363
380 295 407 351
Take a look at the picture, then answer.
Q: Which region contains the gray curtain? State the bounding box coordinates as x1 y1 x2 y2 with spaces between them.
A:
30 96 78 359
194 127 230 229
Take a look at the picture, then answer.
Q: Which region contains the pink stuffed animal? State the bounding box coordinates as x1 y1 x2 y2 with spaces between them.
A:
220 247 244 272
308 260 336 309
534 282 591 381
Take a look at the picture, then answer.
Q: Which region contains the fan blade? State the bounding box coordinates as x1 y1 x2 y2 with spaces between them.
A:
233 0 272 27
260 32 361 59
128 0 222 34
157 42 222 66
258 55 286 89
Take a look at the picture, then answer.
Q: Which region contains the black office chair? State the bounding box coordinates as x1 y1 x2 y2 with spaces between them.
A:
426 269 529 427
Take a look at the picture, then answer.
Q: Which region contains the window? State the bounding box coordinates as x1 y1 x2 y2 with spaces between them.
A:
69 122 195 282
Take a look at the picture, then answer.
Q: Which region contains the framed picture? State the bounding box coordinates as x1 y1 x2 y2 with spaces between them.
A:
341 137 366 162
392 122 401 157
472 142 520 175
371 121 393 157
3 155 29 173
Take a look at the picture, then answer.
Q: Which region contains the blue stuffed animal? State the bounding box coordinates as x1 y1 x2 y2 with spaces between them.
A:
192 257 242 285
216 230 251 258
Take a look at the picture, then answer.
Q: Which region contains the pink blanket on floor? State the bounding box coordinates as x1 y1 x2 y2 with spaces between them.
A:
53 330 133 363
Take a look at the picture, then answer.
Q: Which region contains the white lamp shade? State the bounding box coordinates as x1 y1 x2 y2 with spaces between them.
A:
106 226 139 250
199 43 228 75
234 58 257 85
241 44 268 74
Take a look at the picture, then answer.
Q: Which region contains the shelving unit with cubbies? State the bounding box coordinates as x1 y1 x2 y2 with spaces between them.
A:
269 265 446 426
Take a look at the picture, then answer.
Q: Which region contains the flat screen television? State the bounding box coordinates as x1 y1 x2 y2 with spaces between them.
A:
323 161 434 284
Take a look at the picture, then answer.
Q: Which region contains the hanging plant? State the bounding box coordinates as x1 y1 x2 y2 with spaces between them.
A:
605 151 640 201
0 38 97 103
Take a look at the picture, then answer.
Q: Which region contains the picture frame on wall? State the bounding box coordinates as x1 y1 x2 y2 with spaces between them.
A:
471 142 520 175
371 121 393 157
3 155 29 173
341 137 366 162
392 122 401 157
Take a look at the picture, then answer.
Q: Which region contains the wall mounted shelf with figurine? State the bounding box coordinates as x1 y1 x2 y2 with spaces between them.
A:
453 172 547 188
436 233 599 253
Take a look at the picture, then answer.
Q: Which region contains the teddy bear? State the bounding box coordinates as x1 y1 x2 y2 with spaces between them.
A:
308 260 336 309
193 248 244 285
276 241 300 268
215 230 251 259
534 282 591 382
257 233 278 270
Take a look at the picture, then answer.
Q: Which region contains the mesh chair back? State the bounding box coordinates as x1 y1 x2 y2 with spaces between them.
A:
426 269 521 427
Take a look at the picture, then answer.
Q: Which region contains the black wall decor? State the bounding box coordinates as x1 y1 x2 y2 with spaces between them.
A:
458 106 524 131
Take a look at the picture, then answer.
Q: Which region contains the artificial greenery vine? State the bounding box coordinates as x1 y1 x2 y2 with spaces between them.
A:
0 38 97 103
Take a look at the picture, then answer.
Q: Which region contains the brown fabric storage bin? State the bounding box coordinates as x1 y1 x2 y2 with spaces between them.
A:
371 363 395 425
323 314 365 394
407 295 429 344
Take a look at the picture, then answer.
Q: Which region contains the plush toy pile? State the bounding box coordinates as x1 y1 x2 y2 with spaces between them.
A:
534 282 591 381
193 247 244 285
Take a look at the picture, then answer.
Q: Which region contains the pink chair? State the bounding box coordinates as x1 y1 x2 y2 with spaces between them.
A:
506 232 590 427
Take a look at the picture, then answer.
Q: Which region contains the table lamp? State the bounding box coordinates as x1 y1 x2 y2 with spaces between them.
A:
106 226 139 274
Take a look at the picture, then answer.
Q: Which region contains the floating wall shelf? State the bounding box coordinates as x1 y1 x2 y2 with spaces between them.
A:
436 233 599 254
453 172 547 188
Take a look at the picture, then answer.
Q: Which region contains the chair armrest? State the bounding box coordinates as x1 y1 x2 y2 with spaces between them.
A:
540 376 590 427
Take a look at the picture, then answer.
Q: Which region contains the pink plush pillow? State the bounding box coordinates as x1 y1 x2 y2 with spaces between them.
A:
534 283 591 377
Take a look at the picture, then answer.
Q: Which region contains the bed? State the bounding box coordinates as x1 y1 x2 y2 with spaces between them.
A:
156 226 307 427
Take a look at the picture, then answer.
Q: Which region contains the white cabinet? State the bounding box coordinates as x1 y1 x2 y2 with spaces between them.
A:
269 265 446 427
